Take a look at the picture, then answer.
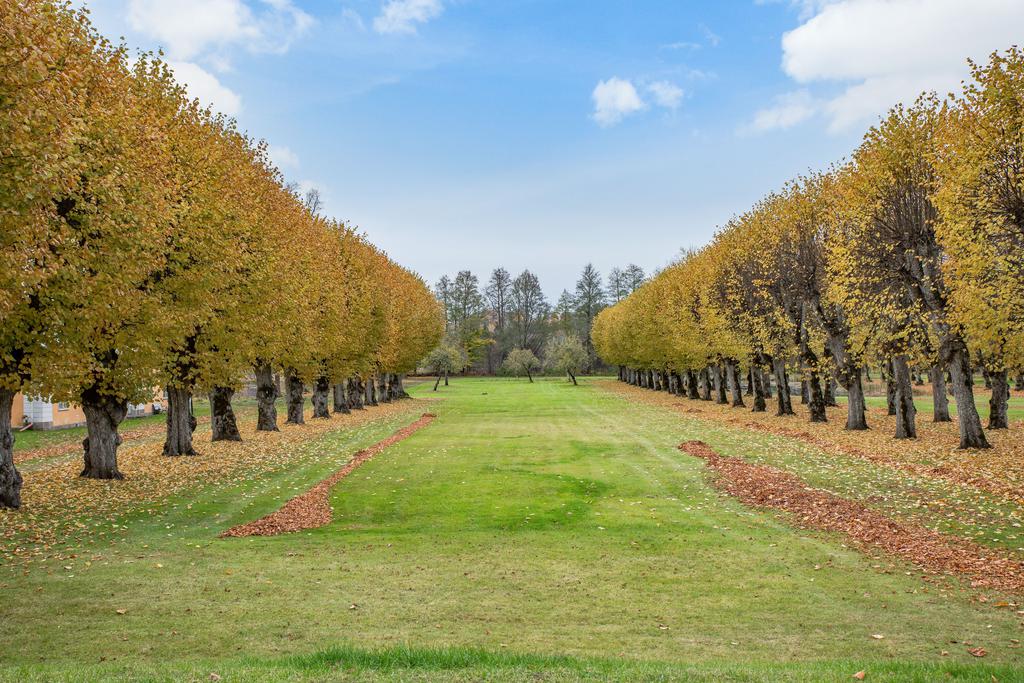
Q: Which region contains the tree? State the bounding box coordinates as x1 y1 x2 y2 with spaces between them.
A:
485 268 513 332
544 333 588 385
509 270 549 352
933 48 1024 430
503 348 541 382
623 264 646 292
574 263 606 370
424 343 465 390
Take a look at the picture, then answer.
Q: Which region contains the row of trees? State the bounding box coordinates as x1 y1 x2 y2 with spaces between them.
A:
433 263 646 374
0 1 443 509
593 47 1024 451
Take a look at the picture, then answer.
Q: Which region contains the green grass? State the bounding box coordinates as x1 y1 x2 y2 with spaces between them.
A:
1 378 1022 681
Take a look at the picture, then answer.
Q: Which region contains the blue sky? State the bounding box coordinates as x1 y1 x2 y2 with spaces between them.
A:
82 0 1024 298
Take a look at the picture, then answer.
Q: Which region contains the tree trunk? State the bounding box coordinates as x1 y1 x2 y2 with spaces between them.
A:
333 383 350 414
772 358 794 416
393 374 410 399
434 375 441 391
882 359 897 416
377 374 390 403
526 368 533 383
714 365 728 405
255 363 280 432
800 379 809 405
1015 372 1024 391
751 365 766 413
946 344 990 449
163 386 197 456
366 375 378 406
745 368 754 396
444 371 449 387
349 378 365 409
844 369 868 431
311 375 331 418
568 370 577 386
686 370 700 400
929 366 951 423
727 360 745 408
0 388 23 509
892 355 917 439
285 370 305 424
824 378 838 407
988 368 1009 430
80 389 128 479
806 367 827 423
762 369 773 398
210 386 241 442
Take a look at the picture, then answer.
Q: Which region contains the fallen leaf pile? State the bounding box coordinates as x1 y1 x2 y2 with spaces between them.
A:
602 380 1024 504
0 401 428 567
600 381 1023 554
221 413 436 537
679 439 1024 594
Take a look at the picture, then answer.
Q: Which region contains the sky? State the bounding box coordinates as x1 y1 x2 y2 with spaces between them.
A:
80 0 1024 299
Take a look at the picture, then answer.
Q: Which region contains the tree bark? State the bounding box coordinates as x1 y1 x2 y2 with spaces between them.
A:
772 358 794 416
762 369 773 398
892 355 917 439
311 375 331 418
333 383 350 414
526 368 533 383
285 370 305 424
366 375 378 406
1015 372 1024 391
945 344 990 448
751 366 767 412
714 365 728 405
844 368 868 431
700 367 712 400
444 371 449 387
686 370 700 399
882 359 897 416
80 388 128 479
377 374 390 403
349 378 365 409
568 370 578 386
800 379 809 405
988 368 1009 430
727 360 745 408
0 388 23 509
745 368 754 396
929 366 951 423
434 375 441 391
255 363 280 432
806 367 827 423
824 378 838 407
163 386 197 456
210 386 241 442
393 374 410 399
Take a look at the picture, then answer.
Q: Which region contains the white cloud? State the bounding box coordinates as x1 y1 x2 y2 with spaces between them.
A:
268 144 300 170
167 61 242 116
698 23 720 47
773 0 1024 132
646 81 684 110
127 0 313 60
373 0 444 35
744 89 816 133
591 78 646 127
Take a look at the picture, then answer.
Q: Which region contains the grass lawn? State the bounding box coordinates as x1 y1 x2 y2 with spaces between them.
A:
847 394 1024 422
1 378 1021 681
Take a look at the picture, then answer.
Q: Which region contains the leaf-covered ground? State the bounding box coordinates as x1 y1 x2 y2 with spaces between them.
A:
1 378 1022 681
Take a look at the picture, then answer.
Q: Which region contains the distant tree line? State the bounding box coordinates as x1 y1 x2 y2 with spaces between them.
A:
424 264 646 377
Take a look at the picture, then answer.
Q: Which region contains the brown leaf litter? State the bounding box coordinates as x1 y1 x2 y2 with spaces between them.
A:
221 413 436 537
679 439 1024 594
